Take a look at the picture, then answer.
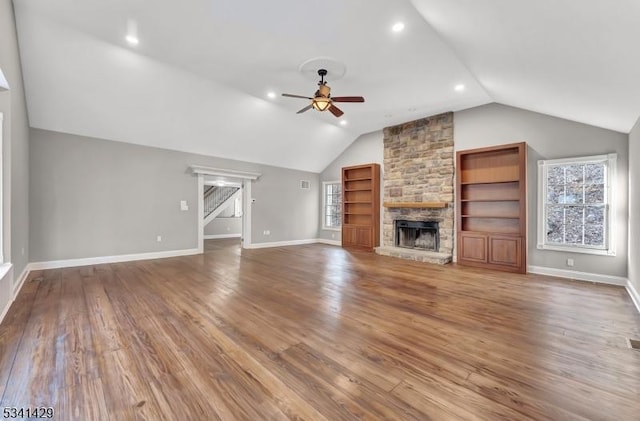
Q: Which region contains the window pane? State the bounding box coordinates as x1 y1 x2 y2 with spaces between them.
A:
585 163 604 184
585 206 604 225
564 185 584 204
547 166 565 186
564 206 584 244
565 205 584 225
566 165 584 184
565 224 584 244
547 185 565 204
546 210 564 243
324 183 342 228
584 225 604 246
547 204 564 226
585 184 604 204
546 204 564 243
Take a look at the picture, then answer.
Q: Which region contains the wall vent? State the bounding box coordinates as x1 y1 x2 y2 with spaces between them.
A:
300 180 311 190
627 338 640 350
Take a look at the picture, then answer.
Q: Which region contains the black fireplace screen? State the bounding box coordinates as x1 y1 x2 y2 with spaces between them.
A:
395 220 439 252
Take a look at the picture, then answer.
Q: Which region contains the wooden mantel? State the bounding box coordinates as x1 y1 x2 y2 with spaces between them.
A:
384 202 449 209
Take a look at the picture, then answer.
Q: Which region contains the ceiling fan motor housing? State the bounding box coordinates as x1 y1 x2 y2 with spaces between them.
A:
318 84 331 97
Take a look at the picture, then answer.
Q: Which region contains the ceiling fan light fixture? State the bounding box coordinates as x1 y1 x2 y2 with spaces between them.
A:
312 97 332 112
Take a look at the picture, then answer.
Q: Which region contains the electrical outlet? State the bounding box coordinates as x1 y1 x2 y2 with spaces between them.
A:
567 258 574 267
21 247 25 256
157 235 162 242
263 230 270 236
331 233 335 239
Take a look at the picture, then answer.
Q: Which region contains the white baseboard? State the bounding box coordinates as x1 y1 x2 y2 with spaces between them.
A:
316 239 341 246
29 248 201 270
527 265 627 286
0 298 11 325
0 264 14 324
13 263 33 297
626 280 640 315
0 263 32 325
204 234 241 240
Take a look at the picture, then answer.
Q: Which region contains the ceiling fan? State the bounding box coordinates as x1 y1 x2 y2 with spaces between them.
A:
282 69 365 118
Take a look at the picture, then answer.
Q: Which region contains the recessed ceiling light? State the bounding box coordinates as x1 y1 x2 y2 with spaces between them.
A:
125 35 139 45
126 19 139 46
392 22 405 33
454 84 465 92
267 92 276 99
340 120 347 126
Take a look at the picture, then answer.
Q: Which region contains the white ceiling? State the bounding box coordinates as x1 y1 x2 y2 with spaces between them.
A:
13 0 640 172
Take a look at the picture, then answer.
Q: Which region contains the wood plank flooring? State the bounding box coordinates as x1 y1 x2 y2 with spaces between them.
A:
1 238 639 420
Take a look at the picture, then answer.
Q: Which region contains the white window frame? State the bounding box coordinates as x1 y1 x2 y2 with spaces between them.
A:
322 181 342 231
537 153 616 256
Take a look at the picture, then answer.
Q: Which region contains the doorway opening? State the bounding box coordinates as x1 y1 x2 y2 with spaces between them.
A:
190 165 261 253
203 176 243 249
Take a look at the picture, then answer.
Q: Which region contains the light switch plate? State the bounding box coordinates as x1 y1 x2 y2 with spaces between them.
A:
180 200 189 211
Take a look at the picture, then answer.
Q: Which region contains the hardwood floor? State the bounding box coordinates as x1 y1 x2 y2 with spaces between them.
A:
1 239 639 420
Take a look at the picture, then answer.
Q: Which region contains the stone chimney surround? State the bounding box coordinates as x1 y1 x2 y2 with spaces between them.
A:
376 112 454 264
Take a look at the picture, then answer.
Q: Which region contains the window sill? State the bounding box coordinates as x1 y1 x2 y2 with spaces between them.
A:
322 227 341 232
0 263 13 281
537 244 615 256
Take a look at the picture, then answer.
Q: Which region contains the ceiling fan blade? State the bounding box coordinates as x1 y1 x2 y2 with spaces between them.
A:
282 93 313 100
331 96 365 103
329 104 344 117
296 104 313 114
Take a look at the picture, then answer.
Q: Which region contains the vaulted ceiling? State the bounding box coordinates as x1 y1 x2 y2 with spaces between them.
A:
13 0 640 172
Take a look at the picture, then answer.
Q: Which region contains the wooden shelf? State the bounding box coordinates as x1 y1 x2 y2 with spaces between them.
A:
344 177 373 182
456 142 527 273
461 215 519 219
460 199 519 202
383 202 448 209
342 164 380 251
460 179 520 185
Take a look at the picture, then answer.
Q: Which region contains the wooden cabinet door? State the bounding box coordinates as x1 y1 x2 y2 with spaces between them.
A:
458 232 488 263
488 235 522 269
342 225 357 247
356 227 373 248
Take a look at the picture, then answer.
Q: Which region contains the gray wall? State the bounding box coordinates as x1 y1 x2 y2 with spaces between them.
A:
629 117 639 292
455 103 629 278
204 218 242 237
30 129 319 262
0 0 30 308
318 131 383 242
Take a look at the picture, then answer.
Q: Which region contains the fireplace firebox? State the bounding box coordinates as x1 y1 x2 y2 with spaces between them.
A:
395 220 439 252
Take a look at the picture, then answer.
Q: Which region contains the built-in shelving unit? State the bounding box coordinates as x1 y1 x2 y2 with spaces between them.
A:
456 142 527 273
342 163 380 251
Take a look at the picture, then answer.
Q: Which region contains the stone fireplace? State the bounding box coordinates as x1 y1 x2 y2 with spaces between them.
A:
375 112 454 264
